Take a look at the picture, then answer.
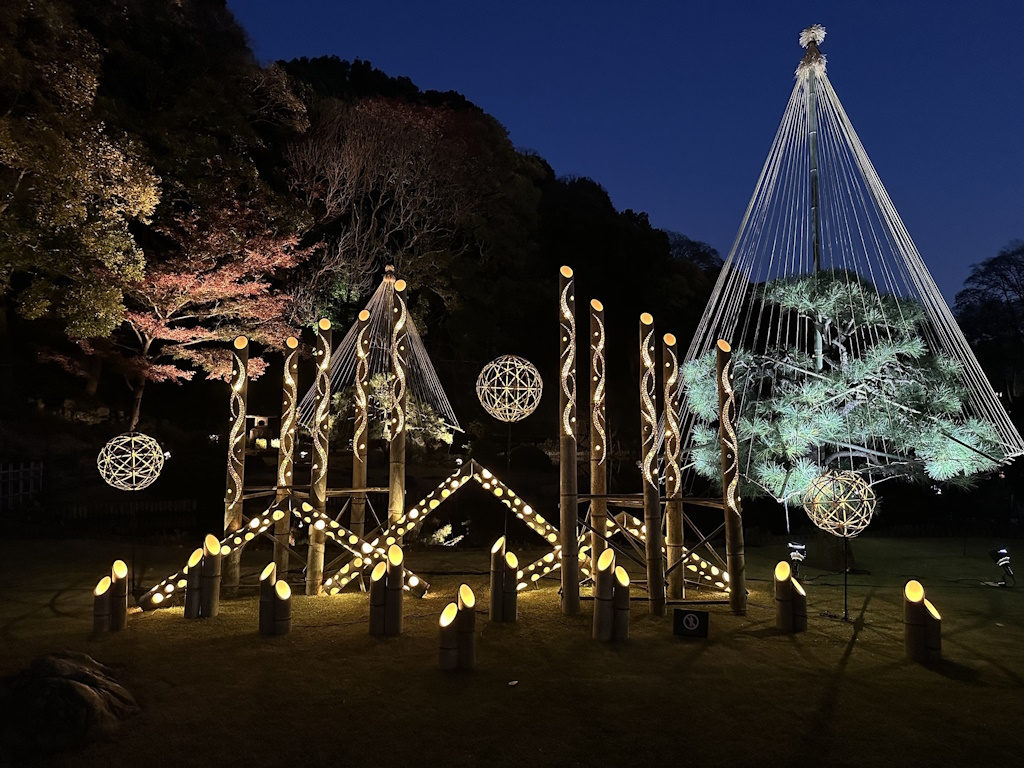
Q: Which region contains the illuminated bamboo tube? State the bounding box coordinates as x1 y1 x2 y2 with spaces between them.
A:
307 319 332 595
716 339 746 615
589 299 608 566
275 335 300 575
639 313 665 616
93 577 112 634
200 534 222 619
259 562 277 636
924 599 941 663
457 584 476 670
903 580 928 663
559 266 580 615
385 544 404 636
592 549 616 642
489 537 505 623
274 580 292 635
110 559 129 631
612 566 630 642
223 335 249 596
388 279 409 544
183 547 204 619
439 603 460 672
774 561 794 633
662 333 684 601
793 577 808 633
502 551 519 623
369 561 387 637
351 310 371 536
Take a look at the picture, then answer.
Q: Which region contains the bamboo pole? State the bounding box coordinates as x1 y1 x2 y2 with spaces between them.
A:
903 579 928 662
663 333 684 600
183 547 203 619
307 319 332 595
200 533 222 619
274 336 299 575
368 561 387 637
223 335 248 596
351 310 371 537
559 266 580 614
592 549 616 642
774 561 794 633
589 299 608 567
792 578 808 632
273 580 291 635
389 280 409 540
259 562 277 636
439 602 460 671
489 536 505 623
639 313 665 616
93 577 111 634
924 599 941 663
385 544 404 636
457 584 476 671
110 559 128 631
612 566 630 642
716 339 747 615
502 551 519 623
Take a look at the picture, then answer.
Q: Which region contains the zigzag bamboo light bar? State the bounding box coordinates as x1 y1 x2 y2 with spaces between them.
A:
223 335 248 593
351 309 371 537
307 318 332 595
274 335 299 574
559 266 580 613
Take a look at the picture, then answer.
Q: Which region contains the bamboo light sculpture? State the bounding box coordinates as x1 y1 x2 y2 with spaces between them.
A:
184 547 203 619
223 335 249 596
274 580 292 635
490 537 506 622
200 533 222 619
612 566 630 642
774 561 808 633
502 551 520 623
307 319 332 595
439 602 460 671
716 339 747 615
93 577 111 634
663 334 684 601
351 310 371 537
559 266 580 614
639 313 666 616
590 299 608 565
389 280 409 540
369 561 388 637
904 580 941 663
274 336 299 574
385 544 405 636
592 549 616 642
457 584 476 670
110 559 129 631
259 563 277 636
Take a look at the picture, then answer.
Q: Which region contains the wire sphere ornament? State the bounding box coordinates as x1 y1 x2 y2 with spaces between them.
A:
803 470 876 538
97 432 165 491
476 355 543 423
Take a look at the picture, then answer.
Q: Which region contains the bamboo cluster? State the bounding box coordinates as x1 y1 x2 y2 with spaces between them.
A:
440 584 478 671
773 561 807 633
181 534 223 619
258 563 292 636
369 545 405 637
489 537 519 623
94 559 129 634
904 580 941 663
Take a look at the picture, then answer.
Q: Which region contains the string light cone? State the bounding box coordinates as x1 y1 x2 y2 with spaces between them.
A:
803 470 876 538
476 355 543 423
97 432 165 491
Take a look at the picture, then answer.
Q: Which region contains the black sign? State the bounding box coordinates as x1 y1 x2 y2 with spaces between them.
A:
673 608 709 638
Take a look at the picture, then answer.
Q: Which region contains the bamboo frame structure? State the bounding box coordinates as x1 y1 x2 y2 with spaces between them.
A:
489 536 505 622
184 547 203 619
592 549 616 642
716 339 747 615
559 266 580 614
385 544 405 636
351 310 371 537
439 602 459 671
369 561 387 637
457 583 476 670
274 580 291 635
259 562 277 636
200 533 222 618
612 566 630 642
274 336 299 574
110 559 128 631
307 319 332 595
640 313 665 616
663 333 684 600
590 299 608 566
223 335 249 595
93 577 111 634
389 280 409 539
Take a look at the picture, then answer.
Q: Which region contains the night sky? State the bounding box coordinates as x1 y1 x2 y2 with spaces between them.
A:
227 0 1024 300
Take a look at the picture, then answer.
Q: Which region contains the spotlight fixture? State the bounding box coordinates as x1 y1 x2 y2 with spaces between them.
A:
984 548 1014 588
787 541 807 577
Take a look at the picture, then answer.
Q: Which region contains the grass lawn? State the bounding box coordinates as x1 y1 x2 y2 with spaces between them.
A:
1 535 1021 767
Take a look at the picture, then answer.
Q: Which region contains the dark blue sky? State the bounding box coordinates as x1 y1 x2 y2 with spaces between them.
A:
227 0 1023 300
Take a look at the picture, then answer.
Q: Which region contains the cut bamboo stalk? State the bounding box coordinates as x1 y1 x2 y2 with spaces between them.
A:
93 577 112 634
590 299 608 567
612 566 630 642
457 584 476 671
274 335 299 575
792 577 808 633
389 280 409 541
592 548 616 642
274 580 291 635
183 547 204 619
259 562 277 636
200 533 222 618
502 551 519 623
489 537 505 623
716 339 746 615
110 559 129 631
774 561 794 633
663 333 684 601
368 561 387 637
924 598 941 663
351 311 371 537
385 544 405 636
439 602 460 671
558 265 580 614
904 579 928 663
307 319 332 595
223 335 249 596
639 313 665 616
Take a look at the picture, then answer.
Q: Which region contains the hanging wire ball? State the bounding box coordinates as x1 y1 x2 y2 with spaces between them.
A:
802 470 876 538
476 355 543 423
97 432 165 491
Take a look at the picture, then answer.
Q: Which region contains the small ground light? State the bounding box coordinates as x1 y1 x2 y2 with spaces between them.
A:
788 541 806 577
985 548 1014 587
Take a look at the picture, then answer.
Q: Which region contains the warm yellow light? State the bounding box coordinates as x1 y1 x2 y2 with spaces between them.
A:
774 561 791 581
94 576 111 596
792 578 805 596
314 520 325 531
491 536 505 554
395 279 407 292
663 333 676 346
233 335 248 350
302 502 313 512
597 548 616 573
286 336 299 349
112 560 128 580
924 598 941 620
440 602 459 627
204 534 220 554
188 548 204 568
260 563 276 582
905 580 924 603
716 339 731 353
371 562 387 582
591 298 603 311
275 581 291 599
614 566 630 588
318 318 331 331
388 545 404 567
559 265 573 278
505 552 519 569
459 584 476 608
358 309 370 321
640 312 653 326
409 576 420 587
152 593 164 605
